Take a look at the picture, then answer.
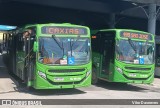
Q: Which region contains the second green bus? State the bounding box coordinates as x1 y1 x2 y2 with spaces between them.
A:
91 29 155 84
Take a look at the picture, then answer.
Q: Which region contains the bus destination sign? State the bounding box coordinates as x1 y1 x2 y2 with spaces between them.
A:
120 31 152 40
41 26 87 35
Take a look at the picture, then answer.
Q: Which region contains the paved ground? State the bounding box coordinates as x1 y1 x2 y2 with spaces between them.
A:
0 55 160 108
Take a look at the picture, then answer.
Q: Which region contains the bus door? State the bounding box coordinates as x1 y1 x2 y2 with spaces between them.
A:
15 33 25 79
100 32 115 78
23 29 36 82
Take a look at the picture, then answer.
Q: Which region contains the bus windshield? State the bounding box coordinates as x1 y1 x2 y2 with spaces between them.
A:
116 39 154 64
38 37 91 65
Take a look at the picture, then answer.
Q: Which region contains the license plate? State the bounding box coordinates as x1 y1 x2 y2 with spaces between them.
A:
54 77 64 81
129 74 136 77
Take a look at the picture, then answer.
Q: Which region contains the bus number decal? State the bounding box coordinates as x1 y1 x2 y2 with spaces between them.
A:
121 31 152 40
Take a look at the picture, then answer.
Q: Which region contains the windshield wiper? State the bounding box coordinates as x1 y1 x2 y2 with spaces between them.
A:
69 39 73 57
40 39 49 58
69 35 81 57
144 39 149 55
71 35 80 47
52 35 64 56
128 38 137 53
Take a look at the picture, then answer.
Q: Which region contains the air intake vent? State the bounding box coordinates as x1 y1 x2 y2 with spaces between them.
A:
125 67 151 71
48 69 85 73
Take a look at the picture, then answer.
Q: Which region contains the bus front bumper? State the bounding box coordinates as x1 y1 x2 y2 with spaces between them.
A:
32 73 91 89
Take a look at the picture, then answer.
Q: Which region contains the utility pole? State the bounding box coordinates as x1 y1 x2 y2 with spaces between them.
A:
148 4 156 35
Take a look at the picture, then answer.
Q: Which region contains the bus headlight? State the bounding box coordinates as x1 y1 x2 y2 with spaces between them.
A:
116 67 123 74
38 71 46 79
86 70 91 77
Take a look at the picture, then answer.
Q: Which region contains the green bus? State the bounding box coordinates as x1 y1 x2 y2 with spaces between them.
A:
91 29 155 84
6 23 92 89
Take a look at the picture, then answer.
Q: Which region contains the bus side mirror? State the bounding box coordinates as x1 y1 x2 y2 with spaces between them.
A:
33 42 38 52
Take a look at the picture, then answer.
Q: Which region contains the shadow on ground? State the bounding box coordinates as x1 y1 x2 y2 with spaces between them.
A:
0 67 10 78
2 69 86 96
92 80 159 92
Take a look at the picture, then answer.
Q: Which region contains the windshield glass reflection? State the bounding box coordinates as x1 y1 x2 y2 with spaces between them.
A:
38 37 91 65
116 39 154 64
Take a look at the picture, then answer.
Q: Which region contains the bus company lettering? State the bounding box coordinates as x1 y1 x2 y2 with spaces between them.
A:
47 28 79 34
122 31 149 40
41 26 87 35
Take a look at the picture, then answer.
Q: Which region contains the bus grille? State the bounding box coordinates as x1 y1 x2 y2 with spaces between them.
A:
47 77 86 85
123 74 152 80
48 69 85 73
125 67 151 71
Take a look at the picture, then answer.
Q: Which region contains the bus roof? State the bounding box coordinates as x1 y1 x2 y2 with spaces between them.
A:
21 23 90 36
24 23 89 29
92 29 153 35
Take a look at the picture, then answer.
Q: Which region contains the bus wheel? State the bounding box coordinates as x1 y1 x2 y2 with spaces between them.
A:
92 67 98 84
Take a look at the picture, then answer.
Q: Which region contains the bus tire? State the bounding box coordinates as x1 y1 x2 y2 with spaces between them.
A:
92 67 99 84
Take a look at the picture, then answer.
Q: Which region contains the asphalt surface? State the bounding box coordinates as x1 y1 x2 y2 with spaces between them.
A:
0 55 160 108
